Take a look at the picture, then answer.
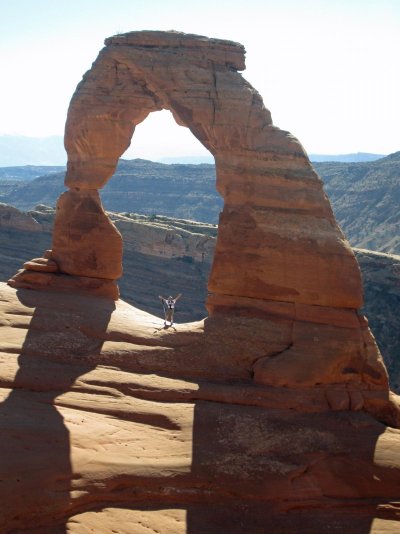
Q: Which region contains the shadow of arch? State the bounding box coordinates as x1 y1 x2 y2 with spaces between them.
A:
0 288 115 532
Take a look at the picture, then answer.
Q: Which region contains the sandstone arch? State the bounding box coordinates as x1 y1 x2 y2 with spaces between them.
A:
4 33 400 531
56 30 360 310
7 30 399 425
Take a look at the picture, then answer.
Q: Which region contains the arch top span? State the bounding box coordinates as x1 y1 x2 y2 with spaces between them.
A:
64 29 271 191
104 30 247 71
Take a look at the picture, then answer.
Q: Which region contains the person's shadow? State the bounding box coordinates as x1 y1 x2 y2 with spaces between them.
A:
0 287 115 532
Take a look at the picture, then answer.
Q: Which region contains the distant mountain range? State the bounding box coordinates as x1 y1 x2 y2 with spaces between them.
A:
0 165 65 181
313 152 400 254
0 159 221 223
0 134 387 166
309 152 385 163
0 152 399 254
0 136 67 166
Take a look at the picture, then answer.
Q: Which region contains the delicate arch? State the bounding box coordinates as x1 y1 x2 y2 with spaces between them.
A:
53 30 361 310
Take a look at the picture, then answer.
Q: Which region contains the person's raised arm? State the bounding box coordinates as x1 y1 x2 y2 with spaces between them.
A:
174 293 182 301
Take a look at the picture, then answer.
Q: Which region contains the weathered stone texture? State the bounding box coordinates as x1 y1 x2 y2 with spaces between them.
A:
4 34 400 532
1 282 400 532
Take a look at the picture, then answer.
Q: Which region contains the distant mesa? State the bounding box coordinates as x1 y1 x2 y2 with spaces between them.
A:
1 153 399 256
309 152 385 163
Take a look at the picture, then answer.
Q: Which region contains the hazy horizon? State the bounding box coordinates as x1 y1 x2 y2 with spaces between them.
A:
0 131 390 167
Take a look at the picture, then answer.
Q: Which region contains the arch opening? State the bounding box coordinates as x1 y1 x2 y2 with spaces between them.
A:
105 109 219 322
100 109 220 222
6 29 397 451
122 109 213 165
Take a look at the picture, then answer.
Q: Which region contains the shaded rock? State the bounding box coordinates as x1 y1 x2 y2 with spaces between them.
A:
110 212 215 264
2 29 400 531
60 30 362 310
355 248 400 392
0 202 41 232
1 205 399 393
315 152 400 255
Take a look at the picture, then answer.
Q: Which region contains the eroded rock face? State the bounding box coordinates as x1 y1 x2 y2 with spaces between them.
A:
9 30 361 308
51 189 123 280
0 203 42 232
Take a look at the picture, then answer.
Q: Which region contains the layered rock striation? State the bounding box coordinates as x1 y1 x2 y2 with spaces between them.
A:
60 30 360 310
2 206 400 389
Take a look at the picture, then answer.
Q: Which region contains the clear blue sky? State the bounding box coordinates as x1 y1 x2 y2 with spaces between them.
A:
1 0 399 158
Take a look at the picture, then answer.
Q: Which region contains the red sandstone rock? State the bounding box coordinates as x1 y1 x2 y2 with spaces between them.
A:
8 269 119 300
3 30 400 531
51 189 123 279
59 30 362 309
23 257 59 273
0 203 42 232
7 29 393 406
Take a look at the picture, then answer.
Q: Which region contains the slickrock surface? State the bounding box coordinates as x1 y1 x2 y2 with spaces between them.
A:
8 31 390 406
1 282 400 532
